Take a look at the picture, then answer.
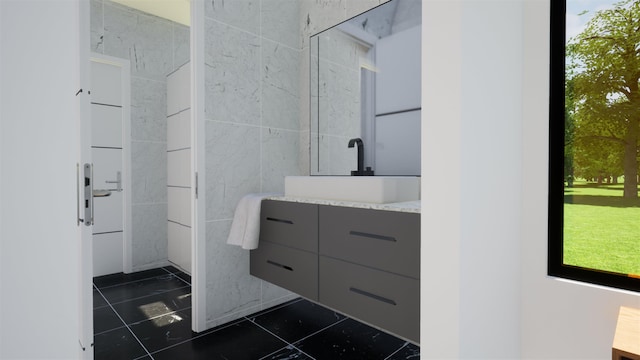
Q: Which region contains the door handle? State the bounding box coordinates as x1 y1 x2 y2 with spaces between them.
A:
92 189 112 197
104 171 122 192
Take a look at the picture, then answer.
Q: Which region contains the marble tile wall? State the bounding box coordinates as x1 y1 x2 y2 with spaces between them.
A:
203 0 303 329
203 0 388 329
91 0 189 271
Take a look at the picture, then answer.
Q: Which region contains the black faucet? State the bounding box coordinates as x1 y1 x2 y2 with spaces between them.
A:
348 138 374 176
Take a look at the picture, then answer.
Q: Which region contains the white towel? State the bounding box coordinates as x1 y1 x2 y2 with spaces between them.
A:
227 193 280 250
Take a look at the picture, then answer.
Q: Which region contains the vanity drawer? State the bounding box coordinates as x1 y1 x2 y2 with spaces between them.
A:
319 256 419 342
250 241 318 301
319 206 419 279
260 200 318 252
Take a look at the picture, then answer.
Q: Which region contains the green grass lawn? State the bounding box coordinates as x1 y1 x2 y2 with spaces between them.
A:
564 182 640 276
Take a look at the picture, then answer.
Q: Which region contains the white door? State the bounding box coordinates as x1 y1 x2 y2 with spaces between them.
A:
90 55 131 276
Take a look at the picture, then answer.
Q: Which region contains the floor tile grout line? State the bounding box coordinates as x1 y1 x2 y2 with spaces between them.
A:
94 285 155 359
287 316 349 345
251 315 351 360
103 284 191 307
248 319 316 360
149 299 302 357
95 273 171 290
244 297 304 321
93 324 128 337
126 306 192 327
147 316 249 356
92 283 130 336
161 266 191 287
95 271 180 290
384 341 410 360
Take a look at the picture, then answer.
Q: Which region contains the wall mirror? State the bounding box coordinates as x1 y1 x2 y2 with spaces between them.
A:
310 0 422 176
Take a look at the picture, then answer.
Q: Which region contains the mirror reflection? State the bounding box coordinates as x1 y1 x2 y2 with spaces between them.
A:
310 0 421 176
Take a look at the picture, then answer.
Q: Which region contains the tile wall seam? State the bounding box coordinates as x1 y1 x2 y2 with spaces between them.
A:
259 0 264 196
203 15 262 38
261 35 303 53
205 218 234 223
167 107 192 118
167 147 192 153
131 139 167 144
204 118 302 134
131 75 166 84
167 220 192 228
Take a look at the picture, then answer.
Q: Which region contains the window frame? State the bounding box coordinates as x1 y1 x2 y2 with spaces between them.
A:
548 0 640 293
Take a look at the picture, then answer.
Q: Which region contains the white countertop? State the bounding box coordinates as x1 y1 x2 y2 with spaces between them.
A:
267 196 421 214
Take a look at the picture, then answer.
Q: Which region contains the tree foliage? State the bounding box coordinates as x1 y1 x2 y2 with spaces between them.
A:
567 0 640 197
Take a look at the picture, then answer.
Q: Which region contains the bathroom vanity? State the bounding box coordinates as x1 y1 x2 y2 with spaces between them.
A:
250 198 420 343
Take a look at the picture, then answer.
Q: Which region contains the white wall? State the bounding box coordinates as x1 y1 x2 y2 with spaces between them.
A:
0 0 83 358
520 1 640 358
421 0 640 359
421 0 523 358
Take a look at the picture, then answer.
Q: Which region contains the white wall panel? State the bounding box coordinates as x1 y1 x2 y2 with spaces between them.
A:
92 104 123 148
168 186 191 226
167 149 191 187
168 221 191 273
93 232 124 276
91 61 123 106
177 64 191 111
167 62 191 115
167 109 191 151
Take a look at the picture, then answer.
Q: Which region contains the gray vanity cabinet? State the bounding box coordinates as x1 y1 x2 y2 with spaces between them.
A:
319 206 420 279
319 256 420 342
250 200 420 343
318 205 420 343
250 200 319 300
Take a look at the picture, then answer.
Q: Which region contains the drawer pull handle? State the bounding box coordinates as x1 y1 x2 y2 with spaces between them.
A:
349 287 397 306
266 217 294 225
349 230 396 242
266 260 293 272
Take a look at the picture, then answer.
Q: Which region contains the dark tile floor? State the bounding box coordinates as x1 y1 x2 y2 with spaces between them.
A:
93 266 420 359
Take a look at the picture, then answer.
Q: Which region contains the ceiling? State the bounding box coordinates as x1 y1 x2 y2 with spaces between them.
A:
111 0 190 26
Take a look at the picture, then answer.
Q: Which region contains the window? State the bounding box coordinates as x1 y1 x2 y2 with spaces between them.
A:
549 0 640 292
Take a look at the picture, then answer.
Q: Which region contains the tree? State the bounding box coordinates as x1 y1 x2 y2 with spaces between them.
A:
567 0 640 197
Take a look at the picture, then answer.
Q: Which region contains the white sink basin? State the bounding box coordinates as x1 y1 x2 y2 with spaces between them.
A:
284 176 420 204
